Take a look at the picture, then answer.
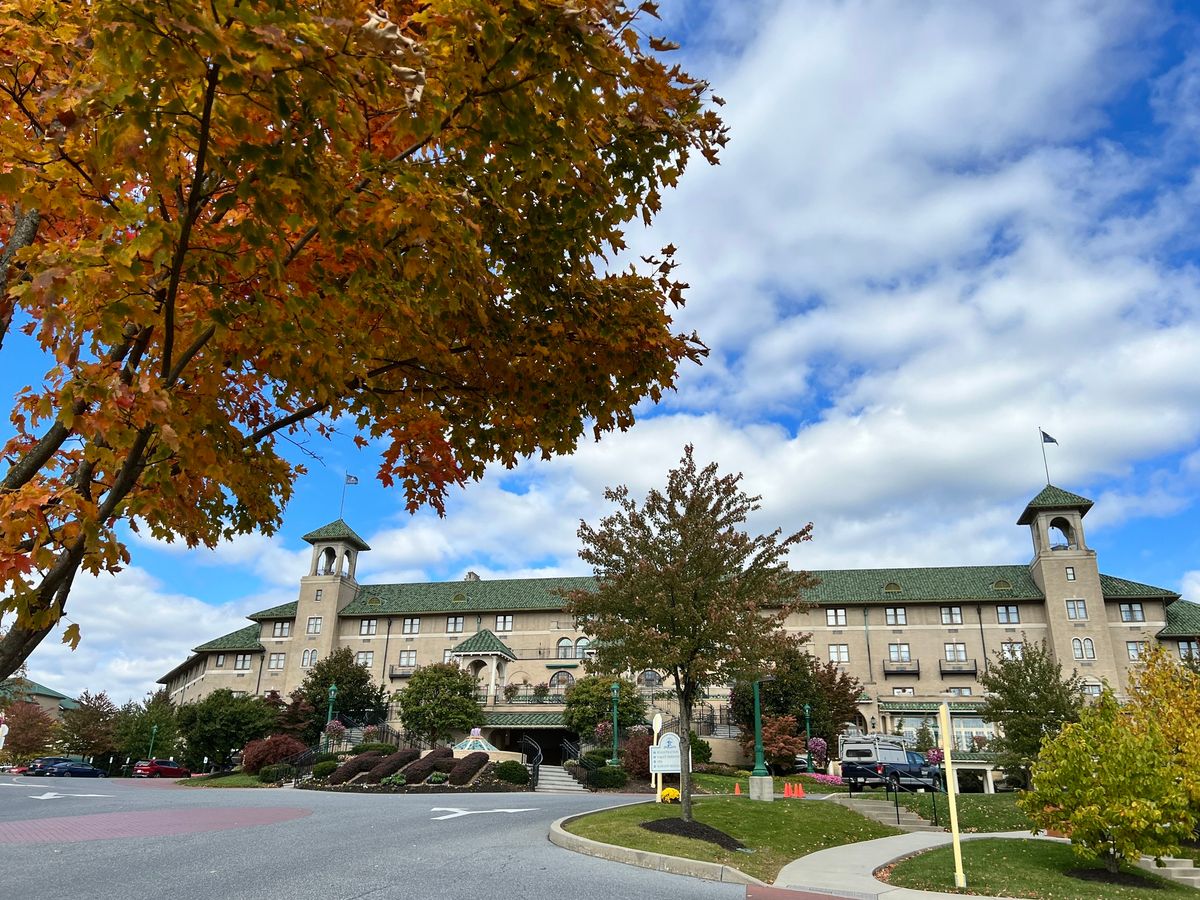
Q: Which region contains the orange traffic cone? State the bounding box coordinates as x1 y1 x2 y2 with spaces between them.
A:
793 780 805 799
734 782 741 795
784 782 792 797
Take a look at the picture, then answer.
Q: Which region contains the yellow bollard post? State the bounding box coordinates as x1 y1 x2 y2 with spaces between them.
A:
938 702 966 889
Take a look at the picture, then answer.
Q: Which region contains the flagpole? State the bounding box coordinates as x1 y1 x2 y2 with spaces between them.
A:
340 480 348 518
1039 428 1050 485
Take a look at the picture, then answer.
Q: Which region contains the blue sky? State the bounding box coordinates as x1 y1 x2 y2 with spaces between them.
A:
10 0 1200 702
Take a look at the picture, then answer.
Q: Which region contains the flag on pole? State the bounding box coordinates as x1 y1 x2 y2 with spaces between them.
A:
1040 430 1058 445
344 474 359 485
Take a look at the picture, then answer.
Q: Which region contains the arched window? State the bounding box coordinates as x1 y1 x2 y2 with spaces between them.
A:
556 638 574 659
637 670 662 689
320 547 337 574
1048 516 1077 550
575 638 591 659
1083 638 1095 660
1072 638 1084 660
549 671 574 690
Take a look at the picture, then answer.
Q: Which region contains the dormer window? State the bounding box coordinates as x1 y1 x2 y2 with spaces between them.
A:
883 582 902 594
992 579 1012 591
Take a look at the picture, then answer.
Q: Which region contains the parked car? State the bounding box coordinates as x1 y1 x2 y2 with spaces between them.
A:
839 734 940 790
46 762 107 778
22 757 73 776
133 759 190 778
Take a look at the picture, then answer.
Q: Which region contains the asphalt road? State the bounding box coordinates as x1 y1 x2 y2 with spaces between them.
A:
0 776 750 900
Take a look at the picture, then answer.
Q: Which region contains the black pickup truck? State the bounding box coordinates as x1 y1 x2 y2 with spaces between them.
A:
840 737 941 789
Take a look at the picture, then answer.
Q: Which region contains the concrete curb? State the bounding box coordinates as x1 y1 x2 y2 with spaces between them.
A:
548 800 767 887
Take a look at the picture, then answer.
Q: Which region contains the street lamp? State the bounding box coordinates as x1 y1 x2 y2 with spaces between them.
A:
608 681 620 766
324 684 338 752
147 723 158 758
803 702 813 773
748 675 776 801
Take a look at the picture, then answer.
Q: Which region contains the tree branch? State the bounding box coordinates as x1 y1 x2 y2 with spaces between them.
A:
0 204 40 352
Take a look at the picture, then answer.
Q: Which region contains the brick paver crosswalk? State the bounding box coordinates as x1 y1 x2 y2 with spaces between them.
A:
0 807 311 844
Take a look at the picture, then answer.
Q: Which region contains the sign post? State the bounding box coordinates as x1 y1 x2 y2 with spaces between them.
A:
652 714 663 801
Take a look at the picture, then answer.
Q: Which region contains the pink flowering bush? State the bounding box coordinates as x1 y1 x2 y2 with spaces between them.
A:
324 720 347 738
593 721 613 744
802 773 844 787
926 747 944 765
808 737 828 769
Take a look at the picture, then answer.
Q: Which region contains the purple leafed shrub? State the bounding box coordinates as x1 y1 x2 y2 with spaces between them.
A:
360 749 421 785
449 753 489 785
328 751 384 786
402 747 454 785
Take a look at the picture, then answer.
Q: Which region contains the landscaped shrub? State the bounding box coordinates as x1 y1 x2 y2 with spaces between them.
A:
493 760 531 785
689 731 713 765
402 747 454 784
241 734 308 775
312 761 338 779
582 747 611 768
588 765 628 789
449 752 489 786
351 742 397 755
258 763 296 783
429 771 449 784
622 730 652 779
381 773 406 786
360 749 421 785
313 752 340 765
328 751 385 786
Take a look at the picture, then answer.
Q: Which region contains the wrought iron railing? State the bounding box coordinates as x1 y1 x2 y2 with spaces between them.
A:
520 735 543 789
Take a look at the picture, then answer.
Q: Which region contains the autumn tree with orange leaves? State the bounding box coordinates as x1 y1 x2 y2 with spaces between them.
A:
0 0 726 678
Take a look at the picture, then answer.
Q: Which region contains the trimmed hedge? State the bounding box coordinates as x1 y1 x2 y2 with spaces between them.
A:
360 749 421 785
581 747 611 768
258 763 296 783
587 765 628 789
313 752 340 765
493 760 531 785
351 742 396 755
401 747 453 785
328 751 385 786
448 752 489 786
241 734 308 775
312 761 338 779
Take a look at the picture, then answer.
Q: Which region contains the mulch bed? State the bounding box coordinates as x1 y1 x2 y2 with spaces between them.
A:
1065 868 1166 889
639 817 746 852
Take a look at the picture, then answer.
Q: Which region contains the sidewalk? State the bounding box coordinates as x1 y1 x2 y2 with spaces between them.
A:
774 830 1053 900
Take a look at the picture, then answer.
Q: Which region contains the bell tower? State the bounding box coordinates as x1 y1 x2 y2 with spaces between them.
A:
1019 485 1118 689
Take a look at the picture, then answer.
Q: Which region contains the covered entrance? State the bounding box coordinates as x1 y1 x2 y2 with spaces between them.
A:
482 712 575 765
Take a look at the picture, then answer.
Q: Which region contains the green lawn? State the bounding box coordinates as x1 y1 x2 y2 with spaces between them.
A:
179 771 265 788
900 791 1034 833
564 796 899 882
691 772 848 796
884 838 1195 900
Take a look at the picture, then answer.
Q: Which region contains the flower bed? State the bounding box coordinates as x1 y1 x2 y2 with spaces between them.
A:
299 762 531 794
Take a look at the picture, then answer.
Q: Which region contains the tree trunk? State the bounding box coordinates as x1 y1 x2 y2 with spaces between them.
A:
679 688 694 823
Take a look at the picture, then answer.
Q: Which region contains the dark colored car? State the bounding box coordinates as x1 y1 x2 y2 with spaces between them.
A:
46 761 107 778
22 757 73 776
133 759 190 778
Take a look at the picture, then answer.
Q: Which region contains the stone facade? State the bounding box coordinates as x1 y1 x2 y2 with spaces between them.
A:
159 488 1200 752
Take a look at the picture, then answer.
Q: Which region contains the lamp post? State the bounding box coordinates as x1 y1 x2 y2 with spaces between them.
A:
147 723 158 758
324 684 338 752
803 702 813 773
608 682 620 766
749 675 776 801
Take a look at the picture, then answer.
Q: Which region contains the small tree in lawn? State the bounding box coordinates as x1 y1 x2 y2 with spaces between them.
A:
913 719 935 753
113 690 179 763
979 637 1084 789
1020 690 1194 873
2 700 58 760
176 690 278 769
59 689 118 760
740 715 806 773
563 676 644 741
565 445 816 822
394 663 481 745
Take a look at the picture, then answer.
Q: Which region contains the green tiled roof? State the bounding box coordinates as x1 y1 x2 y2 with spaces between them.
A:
483 711 565 728
343 576 595 616
0 678 79 709
449 629 517 660
249 601 298 620
1099 574 1179 600
878 701 985 713
1017 484 1094 524
802 566 1043 603
1159 599 1200 637
195 623 263 653
302 518 371 551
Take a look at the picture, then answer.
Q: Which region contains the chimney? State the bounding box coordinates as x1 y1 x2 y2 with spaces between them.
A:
465 571 481 582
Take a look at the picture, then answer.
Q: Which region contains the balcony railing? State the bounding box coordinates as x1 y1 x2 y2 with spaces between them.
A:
882 659 920 677
939 659 978 676
389 665 416 679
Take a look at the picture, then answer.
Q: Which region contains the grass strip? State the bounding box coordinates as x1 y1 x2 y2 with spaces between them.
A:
178 772 265 788
883 838 1196 899
564 796 899 882
899 791 1033 833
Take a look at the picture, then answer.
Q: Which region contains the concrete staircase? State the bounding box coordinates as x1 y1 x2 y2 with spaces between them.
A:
534 764 590 794
831 794 943 833
1137 856 1200 889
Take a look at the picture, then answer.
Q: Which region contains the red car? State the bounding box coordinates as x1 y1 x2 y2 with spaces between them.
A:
133 759 191 778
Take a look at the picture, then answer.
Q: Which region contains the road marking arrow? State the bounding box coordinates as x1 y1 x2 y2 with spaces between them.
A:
429 807 538 820
30 792 113 800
